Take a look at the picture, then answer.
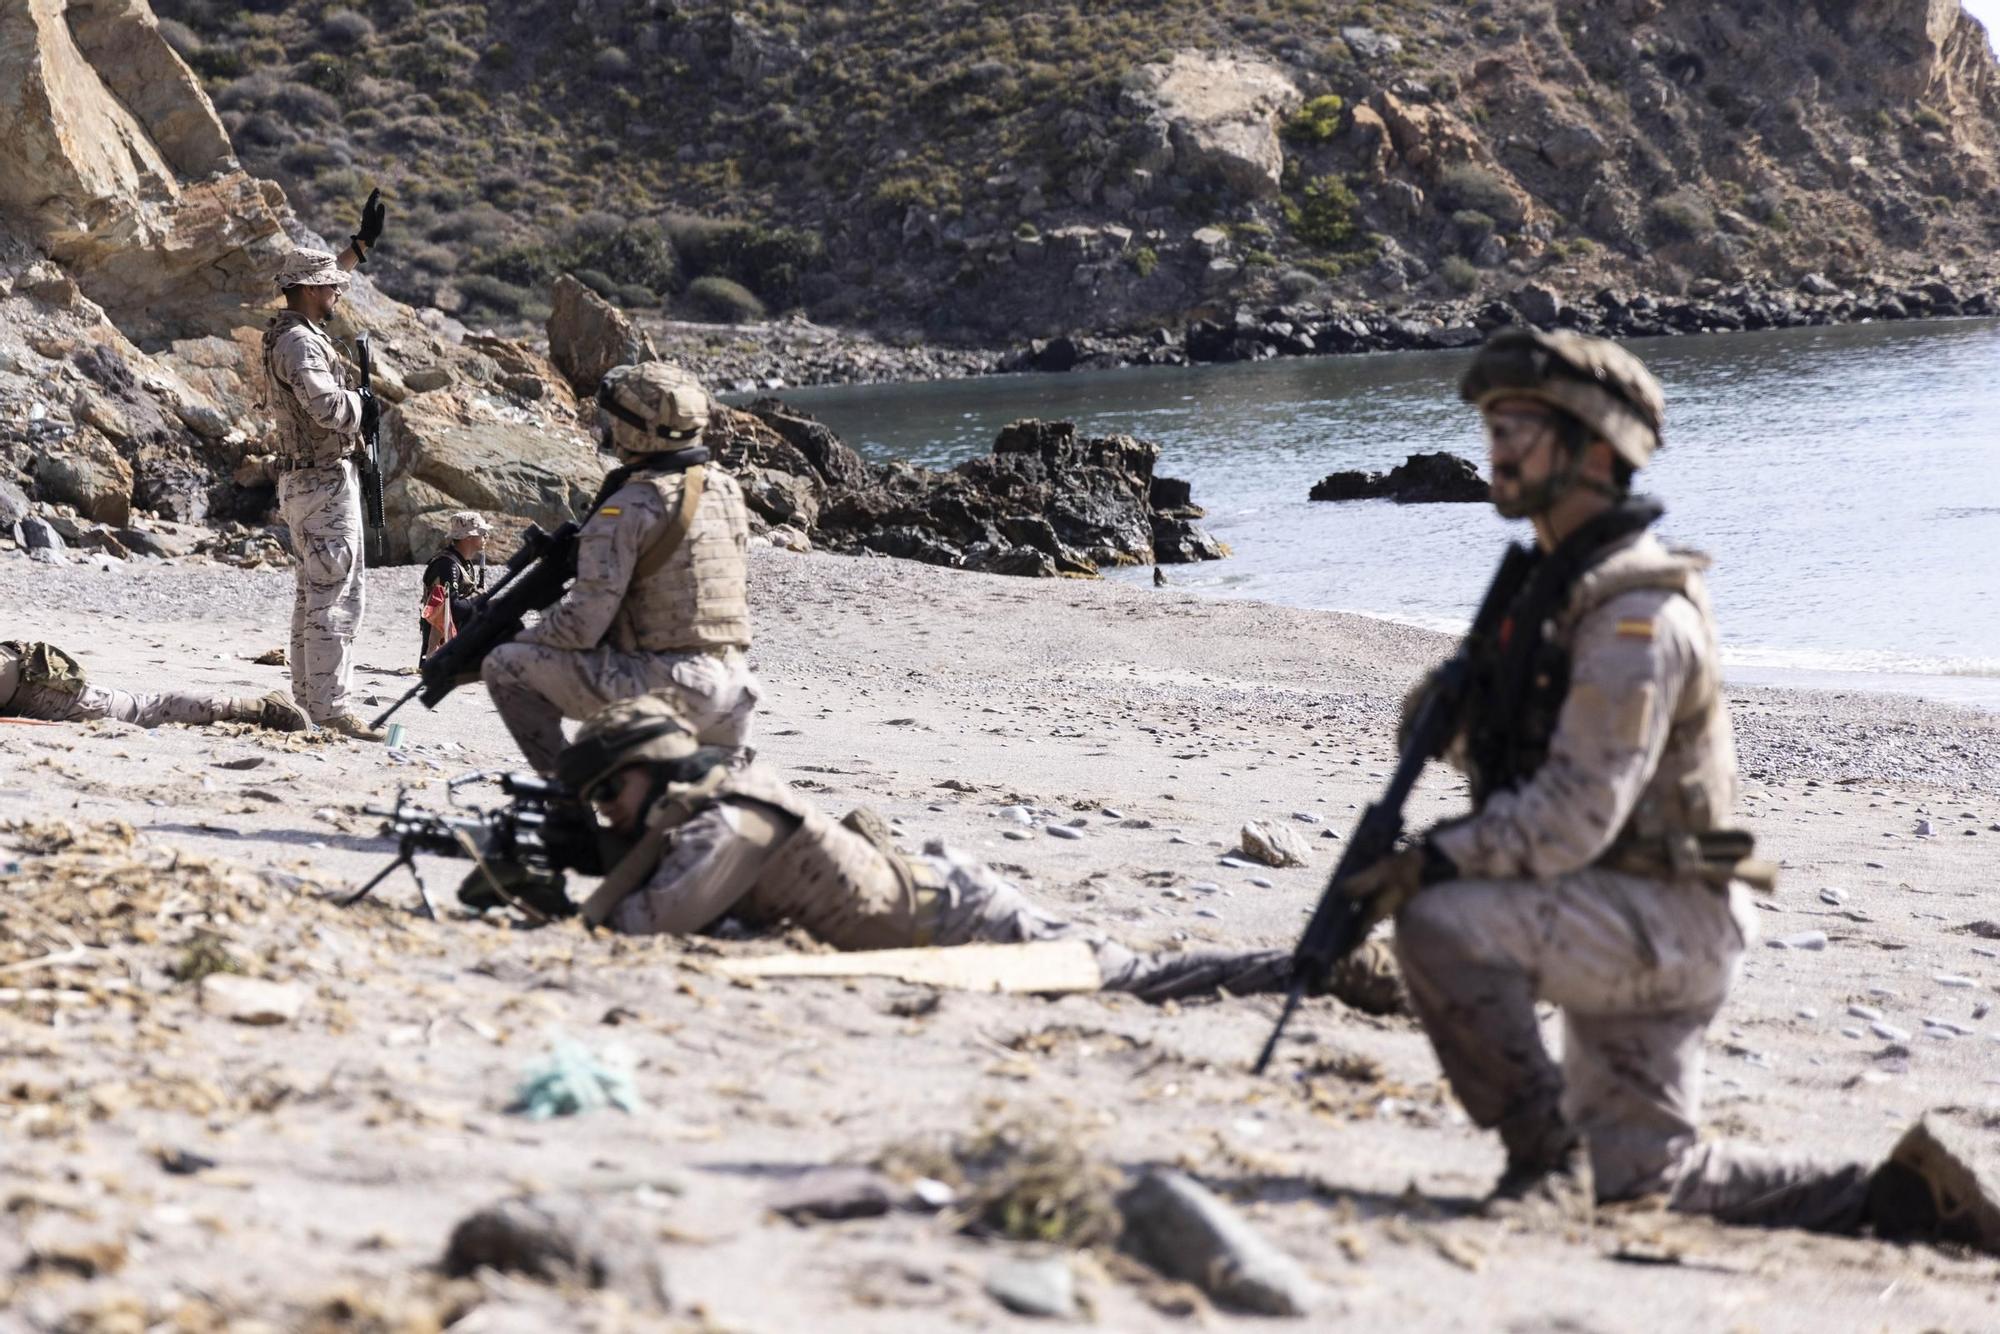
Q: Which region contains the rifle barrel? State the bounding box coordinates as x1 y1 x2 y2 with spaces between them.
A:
370 682 422 730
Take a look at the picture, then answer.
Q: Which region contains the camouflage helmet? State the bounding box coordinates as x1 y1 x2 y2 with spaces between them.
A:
276 248 351 291
595 362 711 460
558 695 699 800
1459 328 1664 469
445 510 491 541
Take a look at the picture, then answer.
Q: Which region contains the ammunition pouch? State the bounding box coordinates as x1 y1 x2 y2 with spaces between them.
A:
1600 828 1776 893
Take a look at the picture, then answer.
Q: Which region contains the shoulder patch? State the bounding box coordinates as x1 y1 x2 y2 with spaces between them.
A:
1615 618 1656 640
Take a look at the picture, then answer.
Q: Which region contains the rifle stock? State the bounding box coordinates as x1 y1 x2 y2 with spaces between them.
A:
1252 542 1535 1074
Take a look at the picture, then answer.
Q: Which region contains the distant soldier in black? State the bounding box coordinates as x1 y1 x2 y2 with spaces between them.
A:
418 511 489 663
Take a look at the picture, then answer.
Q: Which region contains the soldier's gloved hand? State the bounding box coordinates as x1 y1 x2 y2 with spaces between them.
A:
358 387 381 436
1338 840 1455 932
351 187 386 260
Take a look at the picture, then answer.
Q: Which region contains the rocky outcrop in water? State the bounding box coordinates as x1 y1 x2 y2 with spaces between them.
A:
708 404 1224 577
1310 451 1487 504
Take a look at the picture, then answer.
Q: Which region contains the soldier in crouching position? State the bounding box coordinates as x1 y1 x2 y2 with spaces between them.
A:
262 187 388 741
551 697 1403 1011
2 640 309 732
1335 328 1996 1251
482 363 761 775
419 510 489 662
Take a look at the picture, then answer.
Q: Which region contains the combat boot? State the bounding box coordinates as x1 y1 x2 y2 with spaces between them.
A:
318 712 387 742
1483 1140 1595 1226
249 691 312 732
1865 1116 2000 1254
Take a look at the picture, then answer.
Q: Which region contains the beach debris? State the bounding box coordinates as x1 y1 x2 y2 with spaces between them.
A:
1819 887 1846 906
769 1167 896 1222
909 1177 957 1211
1870 1021 1912 1042
1932 973 1976 988
1239 821 1310 868
155 1148 217 1176
199 974 304 1026
1847 1005 1883 1022
1047 824 1084 840
881 1121 1124 1248
1768 931 1828 951
986 1256 1079 1319
443 1194 670 1308
1958 921 2000 940
508 1037 642 1119
1914 819 1934 836
251 647 287 665
1118 1170 1319 1316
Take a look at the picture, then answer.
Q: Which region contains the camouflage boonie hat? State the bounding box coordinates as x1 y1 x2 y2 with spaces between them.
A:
596 362 711 453
1460 328 1665 468
559 695 699 799
276 248 351 291
445 511 491 540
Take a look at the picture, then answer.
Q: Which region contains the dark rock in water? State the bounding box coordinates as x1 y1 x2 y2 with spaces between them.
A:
1310 451 1488 504
709 405 1226 577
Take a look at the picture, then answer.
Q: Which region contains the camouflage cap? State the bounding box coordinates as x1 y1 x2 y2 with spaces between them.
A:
445 510 492 540
1460 328 1664 468
558 695 700 799
276 248 351 291
596 362 711 457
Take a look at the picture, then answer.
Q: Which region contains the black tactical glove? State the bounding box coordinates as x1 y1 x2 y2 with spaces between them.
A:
358 387 381 437
350 187 385 261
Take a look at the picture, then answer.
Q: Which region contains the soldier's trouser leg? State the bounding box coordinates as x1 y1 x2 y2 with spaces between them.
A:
278 461 365 722
1394 869 1746 1191
915 846 1375 1005
8 681 233 727
482 643 763 775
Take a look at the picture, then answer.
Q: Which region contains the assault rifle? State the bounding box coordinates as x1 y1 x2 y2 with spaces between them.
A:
372 520 581 729
342 770 601 920
1252 542 1537 1074
354 332 388 567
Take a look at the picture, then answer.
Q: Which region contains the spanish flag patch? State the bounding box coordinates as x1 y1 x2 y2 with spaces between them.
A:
598 506 622 516
1615 618 1656 640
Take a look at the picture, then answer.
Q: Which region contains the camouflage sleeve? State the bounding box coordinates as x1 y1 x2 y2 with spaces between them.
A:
1430 587 1697 880
518 481 665 650
273 329 361 433
608 803 768 936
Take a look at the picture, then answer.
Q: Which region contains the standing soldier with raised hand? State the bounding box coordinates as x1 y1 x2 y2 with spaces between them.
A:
481 362 762 776
263 189 388 741
1334 328 1998 1252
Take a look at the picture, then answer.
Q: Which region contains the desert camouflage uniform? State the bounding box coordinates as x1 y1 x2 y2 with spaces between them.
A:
586 761 1401 1011
264 309 365 723
1 642 306 731
482 464 761 774
1398 531 1874 1223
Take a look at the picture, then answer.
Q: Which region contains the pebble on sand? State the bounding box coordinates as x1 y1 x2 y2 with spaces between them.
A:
1769 931 1828 951
198 975 304 1026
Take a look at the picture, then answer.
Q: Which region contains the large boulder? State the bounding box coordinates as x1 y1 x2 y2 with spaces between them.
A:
1125 52 1301 199
547 275 657 396
379 404 607 563
33 426 132 525
1309 452 1489 504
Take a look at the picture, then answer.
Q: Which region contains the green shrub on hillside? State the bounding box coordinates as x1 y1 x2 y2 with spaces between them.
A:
1441 255 1478 292
1282 94 1346 144
1648 189 1715 241
457 273 530 317
688 275 767 323
1284 173 1360 250
1129 246 1158 277
614 283 658 308
1436 163 1519 225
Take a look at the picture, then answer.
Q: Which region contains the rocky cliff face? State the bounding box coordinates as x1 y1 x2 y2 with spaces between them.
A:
0 0 604 564
144 0 2000 342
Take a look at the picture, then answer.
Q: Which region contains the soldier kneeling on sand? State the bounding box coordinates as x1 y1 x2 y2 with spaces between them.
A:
482 363 762 776
534 696 1403 1010
2 640 310 732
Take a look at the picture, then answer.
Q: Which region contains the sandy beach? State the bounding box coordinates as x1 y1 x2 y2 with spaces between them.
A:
2 545 1998 1331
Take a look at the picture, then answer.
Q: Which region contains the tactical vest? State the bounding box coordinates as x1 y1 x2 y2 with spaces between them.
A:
715 765 924 950
261 313 353 467
1559 534 1739 846
610 467 752 653
0 641 84 709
